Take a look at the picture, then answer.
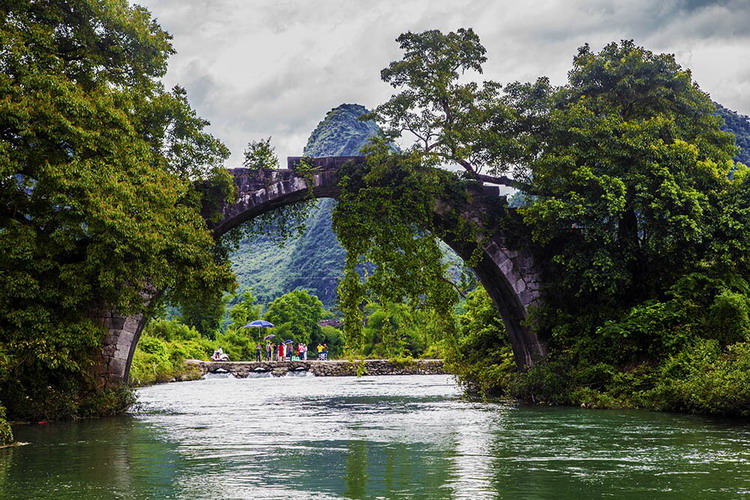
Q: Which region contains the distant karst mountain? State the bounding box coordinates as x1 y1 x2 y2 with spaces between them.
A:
716 103 750 166
230 103 379 308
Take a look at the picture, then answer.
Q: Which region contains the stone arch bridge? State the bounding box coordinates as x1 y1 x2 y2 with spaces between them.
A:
93 157 546 385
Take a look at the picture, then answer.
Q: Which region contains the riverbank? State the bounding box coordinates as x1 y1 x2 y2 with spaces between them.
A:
185 358 446 378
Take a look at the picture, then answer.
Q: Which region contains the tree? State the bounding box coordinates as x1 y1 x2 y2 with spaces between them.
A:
333 143 465 354
361 300 446 358
367 29 525 187
226 291 262 333
446 287 514 394
242 137 278 171
264 289 325 345
0 0 235 419
523 41 738 308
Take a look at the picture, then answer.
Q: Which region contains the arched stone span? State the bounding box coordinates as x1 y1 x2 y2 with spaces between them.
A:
95 157 547 385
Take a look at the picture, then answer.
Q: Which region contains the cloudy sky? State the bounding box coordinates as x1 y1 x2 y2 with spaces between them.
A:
135 0 750 167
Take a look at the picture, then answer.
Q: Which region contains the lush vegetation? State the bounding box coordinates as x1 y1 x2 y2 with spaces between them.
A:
4 0 750 440
129 319 213 386
332 28 750 417
361 301 447 358
0 405 12 446
0 1 234 429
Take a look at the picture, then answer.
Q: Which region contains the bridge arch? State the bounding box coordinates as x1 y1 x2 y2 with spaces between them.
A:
94 157 547 385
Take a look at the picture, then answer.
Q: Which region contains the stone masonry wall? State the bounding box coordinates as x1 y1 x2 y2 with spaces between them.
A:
185 359 446 378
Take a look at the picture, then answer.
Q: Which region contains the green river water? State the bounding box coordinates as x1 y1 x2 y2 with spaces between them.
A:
1 374 749 498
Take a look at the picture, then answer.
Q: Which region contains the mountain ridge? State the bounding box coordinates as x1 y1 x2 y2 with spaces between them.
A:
230 103 379 308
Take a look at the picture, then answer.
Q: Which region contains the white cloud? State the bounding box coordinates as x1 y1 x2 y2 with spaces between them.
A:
135 0 750 166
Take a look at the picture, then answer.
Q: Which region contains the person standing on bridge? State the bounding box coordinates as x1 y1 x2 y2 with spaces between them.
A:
278 342 285 361
266 342 272 361
255 343 261 362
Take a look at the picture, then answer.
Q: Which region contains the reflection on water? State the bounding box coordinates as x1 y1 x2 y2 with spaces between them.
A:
2 375 750 498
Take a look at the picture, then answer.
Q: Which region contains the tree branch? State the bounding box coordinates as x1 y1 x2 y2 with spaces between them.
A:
454 158 523 189
436 272 467 298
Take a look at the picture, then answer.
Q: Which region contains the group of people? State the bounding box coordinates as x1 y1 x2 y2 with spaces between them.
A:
254 342 329 362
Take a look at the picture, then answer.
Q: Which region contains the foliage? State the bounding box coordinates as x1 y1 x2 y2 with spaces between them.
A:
130 319 212 386
225 291 262 333
318 325 345 358
0 0 234 420
362 301 446 358
333 141 469 354
523 40 737 311
362 29 750 418
494 272 750 414
504 41 750 415
243 137 278 171
445 287 515 395
647 339 750 416
210 291 264 361
177 291 227 339
0 405 12 445
265 289 325 345
366 29 523 186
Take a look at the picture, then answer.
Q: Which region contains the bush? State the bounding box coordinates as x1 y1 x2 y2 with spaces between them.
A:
316 326 344 358
647 340 750 416
129 320 212 386
0 405 13 445
214 331 257 361
446 288 517 395
707 290 750 344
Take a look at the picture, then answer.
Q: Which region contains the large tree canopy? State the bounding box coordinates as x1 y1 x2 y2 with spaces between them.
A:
349 30 747 368
524 40 739 306
366 28 524 187
0 0 235 419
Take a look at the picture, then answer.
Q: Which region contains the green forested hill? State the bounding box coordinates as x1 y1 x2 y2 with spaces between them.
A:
716 103 750 165
303 103 380 157
230 104 379 308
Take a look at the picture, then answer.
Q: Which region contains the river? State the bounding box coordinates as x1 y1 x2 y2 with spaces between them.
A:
2 374 749 498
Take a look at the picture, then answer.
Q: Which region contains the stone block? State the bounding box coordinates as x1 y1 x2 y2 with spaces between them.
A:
499 258 514 275
108 358 126 379
110 316 126 330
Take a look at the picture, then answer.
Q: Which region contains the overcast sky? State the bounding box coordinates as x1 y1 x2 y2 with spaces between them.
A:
135 0 750 167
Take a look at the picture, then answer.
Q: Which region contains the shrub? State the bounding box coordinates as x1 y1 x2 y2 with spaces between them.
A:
129 319 213 386
0 405 13 445
647 340 750 416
